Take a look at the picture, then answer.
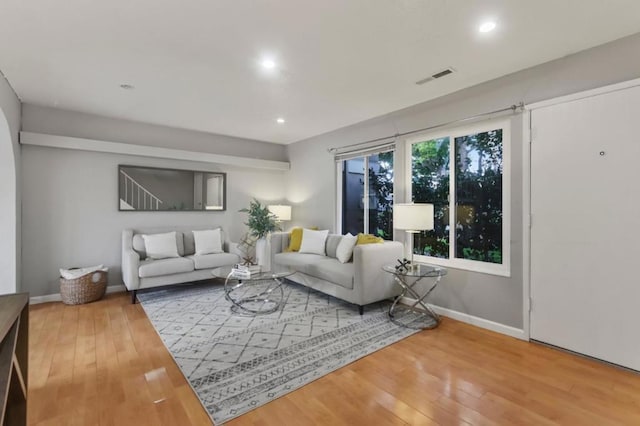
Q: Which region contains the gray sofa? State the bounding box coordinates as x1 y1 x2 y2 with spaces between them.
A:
270 231 404 314
122 226 240 303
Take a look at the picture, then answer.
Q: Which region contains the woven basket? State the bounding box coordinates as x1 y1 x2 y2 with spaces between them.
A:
60 270 108 305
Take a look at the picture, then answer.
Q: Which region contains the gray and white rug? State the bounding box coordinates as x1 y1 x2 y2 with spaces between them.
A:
138 281 422 424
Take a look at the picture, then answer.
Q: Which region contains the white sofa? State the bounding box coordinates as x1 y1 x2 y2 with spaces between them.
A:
122 226 240 303
270 232 404 314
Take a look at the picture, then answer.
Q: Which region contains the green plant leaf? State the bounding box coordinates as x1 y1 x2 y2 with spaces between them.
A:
238 198 281 239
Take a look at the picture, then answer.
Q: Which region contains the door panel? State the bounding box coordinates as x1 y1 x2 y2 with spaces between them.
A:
530 85 640 370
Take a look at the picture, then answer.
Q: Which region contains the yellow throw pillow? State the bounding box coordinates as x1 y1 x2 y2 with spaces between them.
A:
285 227 319 252
356 233 384 245
285 228 304 252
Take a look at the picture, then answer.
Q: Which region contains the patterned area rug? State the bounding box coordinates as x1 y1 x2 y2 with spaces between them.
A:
138 280 421 424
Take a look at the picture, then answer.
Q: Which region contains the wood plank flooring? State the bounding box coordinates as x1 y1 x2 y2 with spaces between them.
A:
28 292 640 425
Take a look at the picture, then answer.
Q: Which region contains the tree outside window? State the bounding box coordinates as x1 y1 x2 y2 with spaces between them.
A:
454 129 503 264
412 138 450 258
411 128 504 265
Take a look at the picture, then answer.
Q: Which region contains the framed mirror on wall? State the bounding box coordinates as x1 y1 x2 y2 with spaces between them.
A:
118 165 226 211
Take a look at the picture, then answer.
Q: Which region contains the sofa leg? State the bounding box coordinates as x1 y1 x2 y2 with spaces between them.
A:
131 290 137 304
358 305 364 315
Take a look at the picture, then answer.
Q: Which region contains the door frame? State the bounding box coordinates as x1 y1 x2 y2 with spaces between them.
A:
523 77 640 341
522 111 531 341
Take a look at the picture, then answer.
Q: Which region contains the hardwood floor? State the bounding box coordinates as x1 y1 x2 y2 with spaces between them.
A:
28 292 640 425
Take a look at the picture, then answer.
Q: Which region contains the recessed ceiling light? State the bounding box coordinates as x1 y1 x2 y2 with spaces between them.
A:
479 21 496 33
261 59 276 69
276 118 285 124
119 83 135 90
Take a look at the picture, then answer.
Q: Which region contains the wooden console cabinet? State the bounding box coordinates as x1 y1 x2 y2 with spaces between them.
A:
0 293 28 426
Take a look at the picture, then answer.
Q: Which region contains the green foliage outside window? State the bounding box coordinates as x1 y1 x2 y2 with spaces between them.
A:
410 129 503 264
412 138 450 259
368 151 394 239
343 126 503 265
454 130 503 263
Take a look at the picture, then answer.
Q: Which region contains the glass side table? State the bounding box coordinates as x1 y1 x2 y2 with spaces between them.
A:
382 264 447 329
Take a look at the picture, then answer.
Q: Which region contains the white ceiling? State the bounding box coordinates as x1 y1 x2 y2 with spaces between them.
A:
1 1 640 145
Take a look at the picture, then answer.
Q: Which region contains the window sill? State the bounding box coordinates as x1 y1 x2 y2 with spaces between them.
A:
413 254 511 277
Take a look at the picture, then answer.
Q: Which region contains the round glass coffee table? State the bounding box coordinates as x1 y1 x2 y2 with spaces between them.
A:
383 263 447 329
212 267 294 315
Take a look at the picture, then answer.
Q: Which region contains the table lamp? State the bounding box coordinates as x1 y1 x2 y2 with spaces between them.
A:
393 203 434 269
268 205 292 222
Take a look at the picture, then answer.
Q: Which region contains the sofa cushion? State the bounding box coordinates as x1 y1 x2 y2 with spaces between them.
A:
299 229 329 255
274 253 354 290
274 252 326 271
142 232 181 260
183 229 225 256
286 228 304 252
336 233 358 263
133 232 184 259
307 258 354 290
187 253 240 270
325 234 342 259
138 257 194 278
193 228 223 255
356 233 384 245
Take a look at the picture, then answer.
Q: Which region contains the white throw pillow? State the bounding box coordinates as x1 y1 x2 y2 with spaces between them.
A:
299 229 329 255
193 229 223 255
142 232 179 260
336 233 358 263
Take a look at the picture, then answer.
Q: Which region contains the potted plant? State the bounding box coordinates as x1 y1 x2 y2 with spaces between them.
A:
239 199 281 266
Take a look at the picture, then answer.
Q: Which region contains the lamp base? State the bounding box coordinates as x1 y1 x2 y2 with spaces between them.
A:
406 230 421 273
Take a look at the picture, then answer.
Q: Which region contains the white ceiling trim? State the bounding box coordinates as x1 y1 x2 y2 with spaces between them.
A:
525 77 640 111
20 132 290 171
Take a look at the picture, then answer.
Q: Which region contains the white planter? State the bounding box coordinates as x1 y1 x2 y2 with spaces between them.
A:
255 237 271 271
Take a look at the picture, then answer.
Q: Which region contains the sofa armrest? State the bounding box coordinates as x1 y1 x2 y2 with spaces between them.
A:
269 232 290 272
122 229 140 290
353 241 404 302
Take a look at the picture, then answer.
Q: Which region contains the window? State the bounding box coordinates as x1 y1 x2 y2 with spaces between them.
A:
407 119 510 276
340 150 394 239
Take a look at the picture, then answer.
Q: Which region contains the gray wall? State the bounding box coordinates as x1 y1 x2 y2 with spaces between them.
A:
22 104 287 162
0 73 21 295
285 32 640 329
21 109 288 297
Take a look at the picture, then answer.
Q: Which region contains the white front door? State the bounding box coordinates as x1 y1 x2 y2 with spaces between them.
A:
530 84 640 371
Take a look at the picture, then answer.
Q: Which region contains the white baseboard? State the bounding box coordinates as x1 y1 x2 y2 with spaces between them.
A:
29 285 127 305
400 296 527 340
30 288 525 341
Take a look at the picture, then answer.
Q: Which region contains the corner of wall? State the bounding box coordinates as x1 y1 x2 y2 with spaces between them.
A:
0 71 21 294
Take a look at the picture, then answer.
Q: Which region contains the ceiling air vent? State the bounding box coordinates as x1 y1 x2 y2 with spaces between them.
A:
415 67 455 85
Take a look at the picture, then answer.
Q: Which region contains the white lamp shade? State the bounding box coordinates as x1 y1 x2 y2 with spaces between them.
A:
268 205 292 221
393 203 434 231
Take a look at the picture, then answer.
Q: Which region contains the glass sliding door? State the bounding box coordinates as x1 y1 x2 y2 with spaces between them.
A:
341 150 394 238
342 158 365 235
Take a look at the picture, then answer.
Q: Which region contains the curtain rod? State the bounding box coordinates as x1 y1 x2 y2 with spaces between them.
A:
328 102 525 154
